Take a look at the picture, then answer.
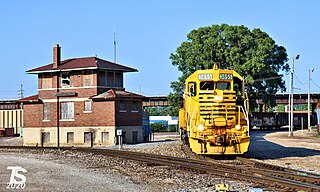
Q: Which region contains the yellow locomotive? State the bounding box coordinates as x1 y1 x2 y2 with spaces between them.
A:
179 64 250 155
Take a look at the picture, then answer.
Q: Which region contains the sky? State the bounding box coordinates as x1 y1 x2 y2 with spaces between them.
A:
0 0 320 99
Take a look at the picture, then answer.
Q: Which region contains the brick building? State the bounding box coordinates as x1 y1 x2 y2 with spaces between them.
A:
0 100 23 136
20 44 146 147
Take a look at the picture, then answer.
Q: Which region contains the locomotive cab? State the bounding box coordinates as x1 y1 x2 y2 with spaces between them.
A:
179 64 250 155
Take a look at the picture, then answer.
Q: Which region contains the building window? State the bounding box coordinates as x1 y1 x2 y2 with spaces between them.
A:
61 72 71 87
41 74 52 89
60 102 74 120
98 71 106 86
131 101 139 112
84 132 92 144
115 73 123 87
107 72 114 87
84 100 92 112
119 101 126 112
67 132 74 144
83 71 93 86
43 103 50 120
102 132 109 143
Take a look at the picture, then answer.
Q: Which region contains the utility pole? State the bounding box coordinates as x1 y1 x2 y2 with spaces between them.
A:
308 68 314 132
289 54 300 137
288 79 291 133
19 84 24 99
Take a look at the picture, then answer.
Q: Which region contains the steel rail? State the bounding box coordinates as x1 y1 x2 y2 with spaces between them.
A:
75 147 320 191
237 156 320 177
0 146 319 191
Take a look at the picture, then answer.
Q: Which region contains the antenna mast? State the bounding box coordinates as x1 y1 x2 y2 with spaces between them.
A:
113 29 117 63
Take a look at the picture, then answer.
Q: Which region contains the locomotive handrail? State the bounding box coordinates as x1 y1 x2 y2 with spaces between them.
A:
190 105 198 128
243 92 250 136
238 105 250 136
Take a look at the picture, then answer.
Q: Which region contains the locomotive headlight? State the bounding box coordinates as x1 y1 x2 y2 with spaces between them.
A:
214 95 223 102
198 124 204 131
235 124 241 130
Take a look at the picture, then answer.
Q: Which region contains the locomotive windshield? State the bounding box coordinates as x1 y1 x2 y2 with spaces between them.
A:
200 81 214 90
216 82 231 90
199 81 231 90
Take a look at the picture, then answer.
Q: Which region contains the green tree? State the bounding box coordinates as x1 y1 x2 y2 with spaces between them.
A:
169 24 289 114
145 106 178 116
150 122 168 132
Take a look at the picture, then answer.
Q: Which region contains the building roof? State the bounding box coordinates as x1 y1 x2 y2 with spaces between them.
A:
18 89 145 103
92 89 146 100
17 94 39 103
26 57 138 74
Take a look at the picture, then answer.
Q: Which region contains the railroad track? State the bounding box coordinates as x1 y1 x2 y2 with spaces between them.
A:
180 144 320 191
1 145 320 191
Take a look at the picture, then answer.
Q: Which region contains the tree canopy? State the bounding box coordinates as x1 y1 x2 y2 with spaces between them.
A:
168 24 289 115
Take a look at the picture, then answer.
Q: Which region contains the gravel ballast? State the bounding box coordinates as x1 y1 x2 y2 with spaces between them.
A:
0 129 319 191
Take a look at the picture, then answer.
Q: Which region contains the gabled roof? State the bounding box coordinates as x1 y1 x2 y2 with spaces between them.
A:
17 94 40 103
92 89 146 100
26 57 138 74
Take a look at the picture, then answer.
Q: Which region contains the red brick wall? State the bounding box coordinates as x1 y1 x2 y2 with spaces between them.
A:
115 99 142 126
23 104 43 128
39 88 98 100
74 101 116 126
38 72 99 99
23 100 117 128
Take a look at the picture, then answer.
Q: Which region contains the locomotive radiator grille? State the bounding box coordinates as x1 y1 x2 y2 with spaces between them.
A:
198 92 238 125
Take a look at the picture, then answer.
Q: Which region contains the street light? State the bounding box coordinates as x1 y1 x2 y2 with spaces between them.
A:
308 68 314 132
289 54 300 137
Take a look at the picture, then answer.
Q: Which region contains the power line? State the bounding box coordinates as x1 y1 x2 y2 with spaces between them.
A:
0 90 18 93
294 72 308 85
311 78 320 89
254 75 282 82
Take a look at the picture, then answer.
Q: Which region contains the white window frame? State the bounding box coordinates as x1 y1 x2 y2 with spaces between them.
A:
43 102 50 121
84 100 92 113
61 72 71 87
101 132 109 143
60 101 74 120
67 132 74 144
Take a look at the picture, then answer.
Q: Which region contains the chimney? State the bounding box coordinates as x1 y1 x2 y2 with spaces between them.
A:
53 44 61 68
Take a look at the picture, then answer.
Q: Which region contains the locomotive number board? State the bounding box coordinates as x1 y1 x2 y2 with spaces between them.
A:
198 73 213 80
219 73 233 80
